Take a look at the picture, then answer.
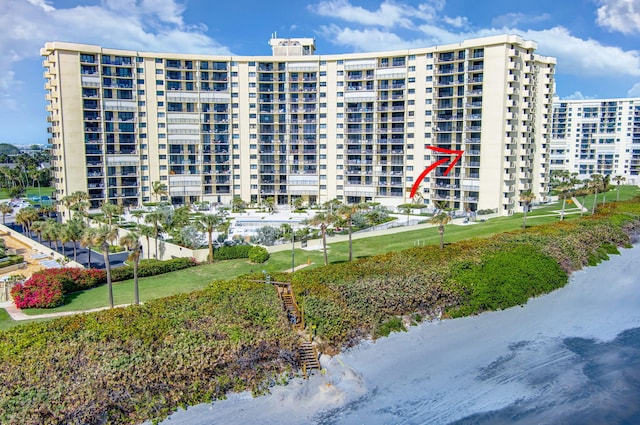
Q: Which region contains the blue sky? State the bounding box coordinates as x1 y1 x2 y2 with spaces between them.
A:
1 0 639 146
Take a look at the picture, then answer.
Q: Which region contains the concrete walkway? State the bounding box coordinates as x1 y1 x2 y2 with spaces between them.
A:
1 300 132 321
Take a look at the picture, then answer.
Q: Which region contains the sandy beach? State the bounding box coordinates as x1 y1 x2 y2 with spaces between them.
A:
156 244 640 425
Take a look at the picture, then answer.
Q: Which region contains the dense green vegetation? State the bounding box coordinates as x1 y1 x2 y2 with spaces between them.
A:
0 196 638 424
0 281 299 425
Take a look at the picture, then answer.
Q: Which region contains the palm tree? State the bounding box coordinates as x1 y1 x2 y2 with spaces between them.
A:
41 219 58 250
308 211 334 266
101 202 122 229
197 213 224 263
151 181 168 202
590 174 603 214
601 174 611 206
430 211 452 249
337 203 358 262
80 227 98 268
231 195 246 213
30 220 45 243
144 211 164 259
131 210 144 228
70 191 90 223
60 194 75 220
93 225 119 308
15 207 38 237
119 231 142 305
263 196 275 214
557 181 573 221
519 190 536 229
64 218 86 262
138 225 154 260
613 175 626 201
0 203 13 225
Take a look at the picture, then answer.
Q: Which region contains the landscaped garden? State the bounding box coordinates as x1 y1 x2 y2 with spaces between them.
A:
0 186 638 424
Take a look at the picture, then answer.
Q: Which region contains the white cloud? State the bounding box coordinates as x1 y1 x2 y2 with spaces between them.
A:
26 0 55 12
0 0 232 110
491 12 551 28
628 82 640 97
442 16 469 29
309 0 443 29
561 91 597 100
312 2 640 80
317 25 425 51
596 0 640 34
519 27 640 77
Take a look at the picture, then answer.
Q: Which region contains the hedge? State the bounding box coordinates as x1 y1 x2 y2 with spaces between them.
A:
213 245 252 261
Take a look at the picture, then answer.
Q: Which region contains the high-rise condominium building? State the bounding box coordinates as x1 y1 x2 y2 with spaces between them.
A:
551 98 640 184
42 34 555 215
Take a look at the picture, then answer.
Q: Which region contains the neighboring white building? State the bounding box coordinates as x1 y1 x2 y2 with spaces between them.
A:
551 97 640 184
42 34 555 216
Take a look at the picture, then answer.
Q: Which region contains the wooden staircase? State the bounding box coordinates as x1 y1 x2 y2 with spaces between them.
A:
273 281 321 378
299 341 321 377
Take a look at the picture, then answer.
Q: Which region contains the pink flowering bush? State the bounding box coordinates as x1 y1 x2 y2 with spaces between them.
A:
11 274 64 308
10 268 107 309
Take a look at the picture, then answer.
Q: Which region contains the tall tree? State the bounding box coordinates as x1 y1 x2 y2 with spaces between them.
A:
519 190 536 229
131 210 144 228
144 211 164 259
119 231 142 305
590 174 603 214
613 175 626 202
0 203 13 225
93 225 119 308
80 227 98 269
263 196 275 214
601 174 611 206
151 181 168 202
337 203 358 262
15 207 38 237
231 195 246 213
101 202 122 229
308 211 334 266
197 213 224 263
138 225 154 260
30 220 45 243
70 191 90 223
430 211 452 249
64 218 86 262
557 181 573 221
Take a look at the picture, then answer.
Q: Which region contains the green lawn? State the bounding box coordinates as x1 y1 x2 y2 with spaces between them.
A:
6 185 640 323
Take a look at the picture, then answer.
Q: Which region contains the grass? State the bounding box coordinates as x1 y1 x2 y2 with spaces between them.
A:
5 185 640 322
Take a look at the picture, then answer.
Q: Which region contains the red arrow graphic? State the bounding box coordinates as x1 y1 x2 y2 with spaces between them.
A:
410 146 464 199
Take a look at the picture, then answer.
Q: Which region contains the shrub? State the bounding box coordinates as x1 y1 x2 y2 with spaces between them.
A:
446 244 568 317
248 246 269 264
20 268 106 296
376 316 406 338
0 255 25 269
213 245 252 261
11 275 64 308
110 257 198 282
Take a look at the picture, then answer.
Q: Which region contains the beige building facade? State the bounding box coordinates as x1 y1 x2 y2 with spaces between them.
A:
42 34 555 215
